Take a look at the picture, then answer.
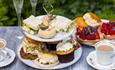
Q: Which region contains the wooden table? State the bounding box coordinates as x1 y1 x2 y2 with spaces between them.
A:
0 27 95 70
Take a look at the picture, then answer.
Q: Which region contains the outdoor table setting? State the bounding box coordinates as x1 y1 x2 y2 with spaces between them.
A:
0 0 115 70
0 27 95 70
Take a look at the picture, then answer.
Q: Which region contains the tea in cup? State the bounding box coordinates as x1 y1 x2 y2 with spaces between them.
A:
95 40 115 65
0 38 7 62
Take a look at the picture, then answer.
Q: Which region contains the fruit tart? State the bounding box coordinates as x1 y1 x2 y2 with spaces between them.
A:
101 21 115 39
76 26 103 46
74 15 103 46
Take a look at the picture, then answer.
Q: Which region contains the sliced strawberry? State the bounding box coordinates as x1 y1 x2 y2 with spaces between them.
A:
104 29 110 35
76 28 81 34
101 23 107 33
79 33 85 40
86 34 95 40
110 28 115 35
95 30 100 39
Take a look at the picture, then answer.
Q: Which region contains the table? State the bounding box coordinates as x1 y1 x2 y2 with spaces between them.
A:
0 27 95 70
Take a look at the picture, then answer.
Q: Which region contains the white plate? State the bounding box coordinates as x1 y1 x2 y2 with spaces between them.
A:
86 51 115 70
24 15 75 42
17 45 82 69
0 48 16 67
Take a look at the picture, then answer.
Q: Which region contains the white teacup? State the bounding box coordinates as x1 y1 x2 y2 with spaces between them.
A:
95 39 115 66
0 38 7 62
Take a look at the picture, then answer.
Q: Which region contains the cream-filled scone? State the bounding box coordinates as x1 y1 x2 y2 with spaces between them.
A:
38 15 57 39
33 51 59 67
56 42 74 63
38 26 56 39
83 12 101 27
23 15 41 34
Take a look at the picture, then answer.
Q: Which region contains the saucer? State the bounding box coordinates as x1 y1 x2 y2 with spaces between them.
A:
86 51 115 70
0 48 15 67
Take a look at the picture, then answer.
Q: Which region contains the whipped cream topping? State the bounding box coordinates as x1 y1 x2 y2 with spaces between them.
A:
57 42 73 51
83 13 99 27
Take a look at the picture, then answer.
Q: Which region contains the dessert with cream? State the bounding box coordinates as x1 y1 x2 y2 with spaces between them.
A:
83 12 101 27
56 40 75 63
38 15 56 39
34 51 59 67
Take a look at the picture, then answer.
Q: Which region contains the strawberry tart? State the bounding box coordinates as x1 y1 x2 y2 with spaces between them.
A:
74 12 103 46
101 21 115 39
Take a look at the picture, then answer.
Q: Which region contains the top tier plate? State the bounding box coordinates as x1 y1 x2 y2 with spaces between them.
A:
24 15 75 42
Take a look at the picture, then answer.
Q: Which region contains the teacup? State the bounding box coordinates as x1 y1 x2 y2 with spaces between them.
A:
0 38 7 62
95 39 115 66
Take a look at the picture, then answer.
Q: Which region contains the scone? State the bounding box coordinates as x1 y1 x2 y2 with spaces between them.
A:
38 15 57 39
33 51 59 67
38 26 56 39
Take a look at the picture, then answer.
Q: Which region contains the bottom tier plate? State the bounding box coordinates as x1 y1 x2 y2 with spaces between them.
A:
17 45 82 69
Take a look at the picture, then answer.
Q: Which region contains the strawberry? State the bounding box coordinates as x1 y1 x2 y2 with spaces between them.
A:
79 33 85 40
77 28 81 34
95 30 100 39
79 29 86 39
86 34 95 40
101 23 107 33
110 28 115 35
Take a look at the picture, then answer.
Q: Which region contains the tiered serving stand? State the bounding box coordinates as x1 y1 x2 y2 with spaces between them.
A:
17 15 83 69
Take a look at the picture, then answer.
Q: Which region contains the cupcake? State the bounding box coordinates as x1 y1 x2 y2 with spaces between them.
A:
56 42 74 63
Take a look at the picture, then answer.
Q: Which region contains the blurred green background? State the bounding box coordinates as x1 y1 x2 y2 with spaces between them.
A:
0 0 115 26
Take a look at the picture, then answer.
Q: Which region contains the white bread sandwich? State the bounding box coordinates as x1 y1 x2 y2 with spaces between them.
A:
23 15 42 34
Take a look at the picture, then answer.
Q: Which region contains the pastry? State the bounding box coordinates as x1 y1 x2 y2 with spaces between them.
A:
38 15 56 39
23 15 41 34
101 21 115 39
38 26 56 39
73 17 88 28
33 51 59 67
20 37 46 60
76 26 103 46
56 42 74 63
83 12 101 27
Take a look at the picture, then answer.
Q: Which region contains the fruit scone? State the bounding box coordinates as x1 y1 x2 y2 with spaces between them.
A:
73 12 103 46
101 21 115 39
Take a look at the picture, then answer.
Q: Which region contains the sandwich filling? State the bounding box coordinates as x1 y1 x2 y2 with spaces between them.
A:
23 24 38 34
